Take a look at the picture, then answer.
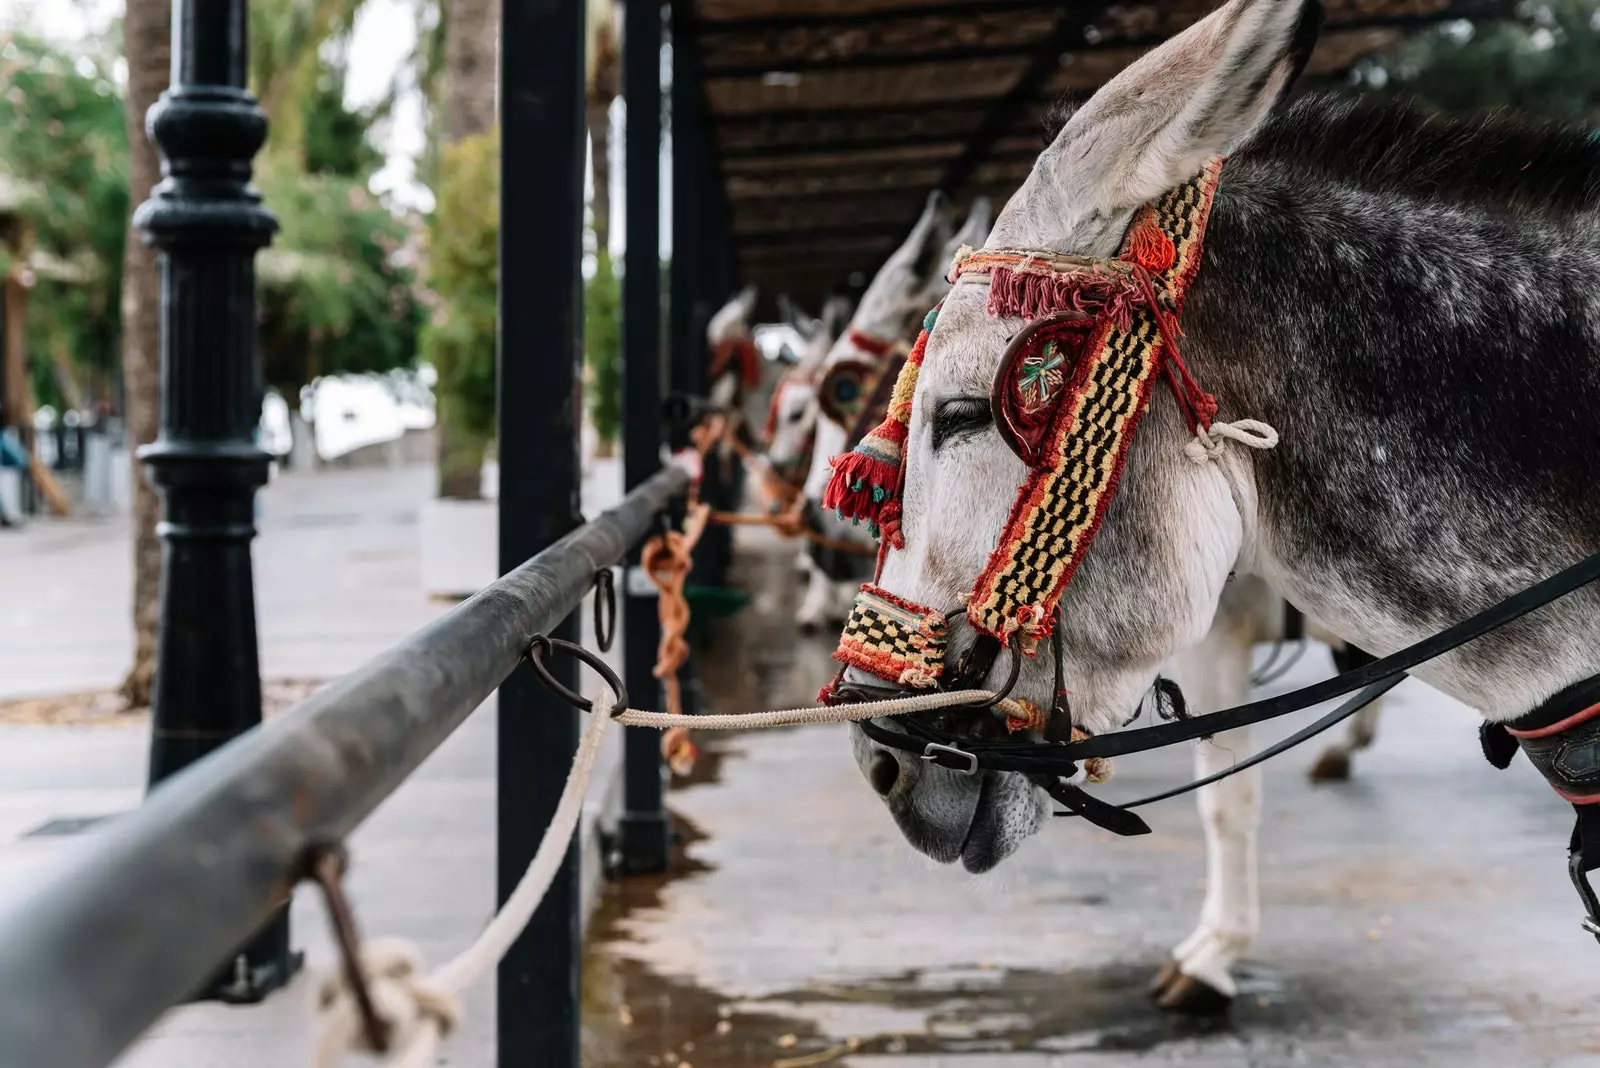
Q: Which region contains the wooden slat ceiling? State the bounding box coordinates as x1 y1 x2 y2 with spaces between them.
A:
682 0 1508 309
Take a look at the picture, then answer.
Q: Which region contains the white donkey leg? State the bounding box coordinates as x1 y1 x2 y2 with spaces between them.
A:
796 560 831 633
826 577 859 628
1157 613 1260 1014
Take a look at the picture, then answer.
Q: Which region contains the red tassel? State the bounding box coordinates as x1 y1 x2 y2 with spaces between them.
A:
878 501 904 550
822 452 898 523
1130 226 1176 273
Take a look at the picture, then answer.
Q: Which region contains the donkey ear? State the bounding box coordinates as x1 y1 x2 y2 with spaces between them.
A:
1048 0 1321 217
736 283 759 319
821 294 853 338
949 197 994 256
905 190 956 282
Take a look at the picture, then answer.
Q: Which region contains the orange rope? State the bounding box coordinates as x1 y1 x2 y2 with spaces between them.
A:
705 508 877 557
641 502 709 776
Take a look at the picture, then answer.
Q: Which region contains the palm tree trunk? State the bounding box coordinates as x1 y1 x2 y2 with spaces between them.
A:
587 6 618 248
117 0 170 710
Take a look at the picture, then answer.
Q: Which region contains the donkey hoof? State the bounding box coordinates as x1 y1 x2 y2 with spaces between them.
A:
1154 972 1233 1016
1307 748 1352 782
1147 960 1182 1000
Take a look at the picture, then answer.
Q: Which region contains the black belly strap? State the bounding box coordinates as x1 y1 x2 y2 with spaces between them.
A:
1482 673 1600 943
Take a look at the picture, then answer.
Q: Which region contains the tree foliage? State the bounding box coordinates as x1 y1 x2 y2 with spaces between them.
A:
257 162 421 397
0 19 420 414
1359 1 1600 119
420 128 498 446
585 251 621 451
0 33 129 408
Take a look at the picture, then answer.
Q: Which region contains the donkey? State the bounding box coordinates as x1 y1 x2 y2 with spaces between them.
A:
793 197 995 630
832 0 1600 1014
705 285 769 440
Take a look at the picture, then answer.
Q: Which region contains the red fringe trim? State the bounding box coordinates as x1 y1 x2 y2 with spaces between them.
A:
984 266 1143 328
822 451 898 523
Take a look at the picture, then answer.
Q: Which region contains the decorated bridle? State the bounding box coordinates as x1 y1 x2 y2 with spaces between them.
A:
825 158 1232 685
762 326 908 489
813 159 1243 832
710 336 762 392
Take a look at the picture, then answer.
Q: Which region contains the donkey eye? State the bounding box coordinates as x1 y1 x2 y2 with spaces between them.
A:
932 397 991 451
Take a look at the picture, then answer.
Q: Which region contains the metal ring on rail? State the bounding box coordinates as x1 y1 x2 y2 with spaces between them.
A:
526 634 630 718
592 569 617 653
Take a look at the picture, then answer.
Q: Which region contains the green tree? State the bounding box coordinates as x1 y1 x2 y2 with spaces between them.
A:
421 128 498 489
585 251 621 454
0 33 130 409
1359 1 1600 119
256 162 422 400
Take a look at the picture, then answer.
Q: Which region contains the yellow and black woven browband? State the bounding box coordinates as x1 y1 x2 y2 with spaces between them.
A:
967 159 1222 644
834 584 948 687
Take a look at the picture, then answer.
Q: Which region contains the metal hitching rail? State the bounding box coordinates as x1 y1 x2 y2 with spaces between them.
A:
0 464 689 1068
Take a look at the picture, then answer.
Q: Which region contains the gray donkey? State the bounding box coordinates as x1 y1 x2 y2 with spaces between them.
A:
835 0 1600 1014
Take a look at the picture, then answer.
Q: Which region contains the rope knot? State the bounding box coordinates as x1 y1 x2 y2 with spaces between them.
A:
1184 418 1279 465
316 938 459 1067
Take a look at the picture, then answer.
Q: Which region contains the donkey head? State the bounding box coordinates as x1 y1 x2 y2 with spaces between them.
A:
799 194 983 502
762 297 837 468
841 0 1321 872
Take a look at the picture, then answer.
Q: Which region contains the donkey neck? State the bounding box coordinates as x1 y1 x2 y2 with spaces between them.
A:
1181 152 1600 718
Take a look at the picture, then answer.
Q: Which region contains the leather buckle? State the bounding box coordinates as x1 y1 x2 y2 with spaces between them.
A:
922 742 979 775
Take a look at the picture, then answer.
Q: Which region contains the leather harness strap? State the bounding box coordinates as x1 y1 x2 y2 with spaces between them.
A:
1482 673 1600 942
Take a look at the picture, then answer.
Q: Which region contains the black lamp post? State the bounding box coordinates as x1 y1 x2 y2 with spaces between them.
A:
132 0 296 1002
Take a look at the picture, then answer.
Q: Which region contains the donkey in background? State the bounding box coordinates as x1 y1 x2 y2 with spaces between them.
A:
793 196 995 631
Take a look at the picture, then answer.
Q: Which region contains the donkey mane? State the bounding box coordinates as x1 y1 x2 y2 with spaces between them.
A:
1045 90 1600 216
1244 93 1600 216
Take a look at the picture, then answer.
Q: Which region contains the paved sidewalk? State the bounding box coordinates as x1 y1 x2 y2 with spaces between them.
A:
0 464 446 701
0 459 629 1067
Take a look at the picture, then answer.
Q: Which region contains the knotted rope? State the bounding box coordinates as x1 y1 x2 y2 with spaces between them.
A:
311 687 1023 1066
1183 418 1279 464
640 502 710 775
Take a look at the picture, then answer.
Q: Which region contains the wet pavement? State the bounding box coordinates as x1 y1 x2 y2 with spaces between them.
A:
583 529 1600 1068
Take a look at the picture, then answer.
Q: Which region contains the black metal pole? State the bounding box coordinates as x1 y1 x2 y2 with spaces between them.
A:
618 0 671 875
498 0 586 1064
132 0 294 1003
669 1 707 411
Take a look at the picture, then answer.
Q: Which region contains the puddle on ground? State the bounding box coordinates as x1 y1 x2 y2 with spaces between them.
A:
583 534 1347 1066
582 796 1314 1067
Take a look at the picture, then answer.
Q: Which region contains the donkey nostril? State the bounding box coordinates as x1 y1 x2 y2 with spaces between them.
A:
870 751 900 796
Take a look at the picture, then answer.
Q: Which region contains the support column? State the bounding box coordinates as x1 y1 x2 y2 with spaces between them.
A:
498 0 586 1064
617 0 671 876
133 0 294 1003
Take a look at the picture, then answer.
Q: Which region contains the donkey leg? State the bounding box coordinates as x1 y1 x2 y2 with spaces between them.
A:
1308 645 1383 781
1159 726 1261 1013
826 577 858 628
1155 610 1259 1015
796 564 830 634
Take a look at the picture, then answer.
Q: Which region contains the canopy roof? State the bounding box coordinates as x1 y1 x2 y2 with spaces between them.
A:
678 0 1505 307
